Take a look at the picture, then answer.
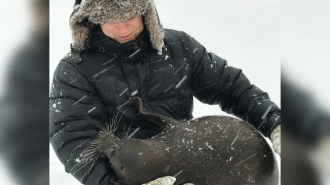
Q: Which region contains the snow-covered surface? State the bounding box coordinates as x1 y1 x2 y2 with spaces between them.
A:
49 0 280 184
50 146 81 184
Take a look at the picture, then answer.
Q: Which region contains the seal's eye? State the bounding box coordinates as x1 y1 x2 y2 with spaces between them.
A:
120 166 124 170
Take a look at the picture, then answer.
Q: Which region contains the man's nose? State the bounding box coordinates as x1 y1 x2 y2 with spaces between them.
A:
116 22 129 32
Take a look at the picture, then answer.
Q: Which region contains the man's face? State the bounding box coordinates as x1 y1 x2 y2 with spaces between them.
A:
100 16 144 44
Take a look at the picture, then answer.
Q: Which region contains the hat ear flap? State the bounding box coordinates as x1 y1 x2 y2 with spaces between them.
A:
70 5 94 51
144 2 165 54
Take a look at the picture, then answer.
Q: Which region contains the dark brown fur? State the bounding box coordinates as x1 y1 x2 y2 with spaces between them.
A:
95 97 279 185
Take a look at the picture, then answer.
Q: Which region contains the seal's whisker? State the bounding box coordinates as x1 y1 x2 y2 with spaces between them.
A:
123 123 133 140
123 125 128 139
71 151 99 173
112 111 120 123
116 110 126 126
72 159 93 176
73 136 107 173
82 147 94 155
104 148 116 153
119 124 127 139
71 161 81 172
81 152 100 161
97 131 112 139
71 151 97 173
113 110 120 127
105 149 116 155
72 155 93 173
109 111 124 133
71 154 91 172
72 159 89 172
83 155 99 179
110 140 120 149
112 108 126 131
71 114 123 178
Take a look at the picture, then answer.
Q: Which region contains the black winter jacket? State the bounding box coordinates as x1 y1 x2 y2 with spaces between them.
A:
50 26 281 184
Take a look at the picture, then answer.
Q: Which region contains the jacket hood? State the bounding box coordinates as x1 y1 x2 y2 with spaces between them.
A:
70 0 165 54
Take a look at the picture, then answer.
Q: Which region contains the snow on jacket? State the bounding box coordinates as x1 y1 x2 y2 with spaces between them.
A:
49 26 281 184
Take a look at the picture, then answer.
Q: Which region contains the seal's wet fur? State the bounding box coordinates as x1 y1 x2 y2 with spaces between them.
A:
84 97 279 185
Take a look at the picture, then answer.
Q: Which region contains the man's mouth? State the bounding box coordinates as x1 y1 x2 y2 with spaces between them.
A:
118 33 132 39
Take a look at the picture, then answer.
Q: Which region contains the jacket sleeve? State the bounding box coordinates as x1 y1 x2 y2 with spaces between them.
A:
49 59 120 185
182 32 280 137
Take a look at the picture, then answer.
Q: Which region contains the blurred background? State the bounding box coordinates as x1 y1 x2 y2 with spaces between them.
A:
0 0 49 185
0 0 329 184
282 0 330 184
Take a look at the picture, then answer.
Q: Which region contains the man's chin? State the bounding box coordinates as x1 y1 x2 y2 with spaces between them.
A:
117 40 131 44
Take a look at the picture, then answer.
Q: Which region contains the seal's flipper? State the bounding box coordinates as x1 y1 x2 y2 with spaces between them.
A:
130 97 179 129
142 176 176 185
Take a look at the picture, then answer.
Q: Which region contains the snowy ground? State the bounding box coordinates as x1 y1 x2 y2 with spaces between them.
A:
49 0 280 184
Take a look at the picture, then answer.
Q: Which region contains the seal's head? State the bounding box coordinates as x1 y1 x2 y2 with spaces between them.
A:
70 0 165 53
105 139 171 185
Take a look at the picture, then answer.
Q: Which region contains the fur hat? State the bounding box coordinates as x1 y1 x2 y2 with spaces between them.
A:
70 0 165 53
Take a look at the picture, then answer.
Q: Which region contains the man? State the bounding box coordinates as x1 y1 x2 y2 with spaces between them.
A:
50 0 281 184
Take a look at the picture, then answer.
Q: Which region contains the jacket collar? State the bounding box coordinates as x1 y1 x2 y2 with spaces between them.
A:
90 26 152 59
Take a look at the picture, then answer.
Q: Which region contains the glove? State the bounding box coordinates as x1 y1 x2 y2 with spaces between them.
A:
142 176 194 185
270 125 281 156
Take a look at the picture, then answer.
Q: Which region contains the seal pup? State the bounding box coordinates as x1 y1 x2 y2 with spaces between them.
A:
80 97 279 185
